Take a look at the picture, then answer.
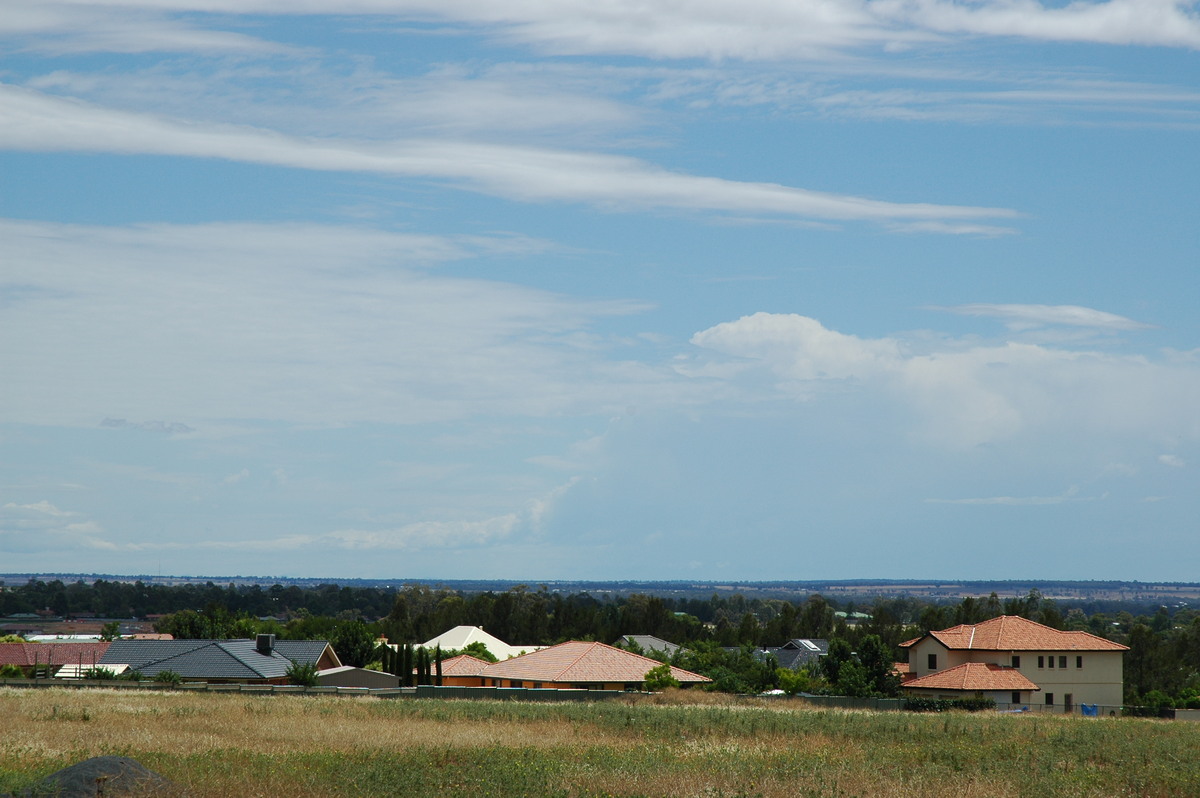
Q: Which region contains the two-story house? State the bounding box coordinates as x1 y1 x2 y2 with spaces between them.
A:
900 615 1127 711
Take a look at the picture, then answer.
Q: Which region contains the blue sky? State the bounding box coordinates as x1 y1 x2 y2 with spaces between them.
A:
2 1 1198 581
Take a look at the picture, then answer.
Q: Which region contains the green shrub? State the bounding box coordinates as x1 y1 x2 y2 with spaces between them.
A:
82 667 118 680
904 696 996 712
153 670 183 685
286 661 319 687
0 664 24 679
643 663 680 691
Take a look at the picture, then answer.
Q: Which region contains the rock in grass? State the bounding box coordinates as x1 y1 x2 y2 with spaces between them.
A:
16 756 177 797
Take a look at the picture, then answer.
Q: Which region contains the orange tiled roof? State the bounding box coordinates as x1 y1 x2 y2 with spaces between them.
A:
0 641 111 667
900 616 1127 652
437 654 492 677
903 662 1040 692
481 641 710 684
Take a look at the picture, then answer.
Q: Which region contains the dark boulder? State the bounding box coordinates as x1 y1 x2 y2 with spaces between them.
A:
14 756 177 797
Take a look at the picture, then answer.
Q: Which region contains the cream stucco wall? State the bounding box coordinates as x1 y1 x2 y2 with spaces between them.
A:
905 638 1124 709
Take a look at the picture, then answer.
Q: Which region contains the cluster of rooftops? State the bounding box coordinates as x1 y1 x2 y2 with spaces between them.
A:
0 616 1127 702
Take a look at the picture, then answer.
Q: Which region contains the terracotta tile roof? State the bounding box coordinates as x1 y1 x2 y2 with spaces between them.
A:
481 641 710 685
903 662 1040 692
436 654 492 677
0 642 111 667
900 616 1127 652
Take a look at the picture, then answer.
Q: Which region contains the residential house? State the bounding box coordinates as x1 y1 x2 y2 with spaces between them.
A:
0 641 111 677
616 635 680 658
900 615 1127 710
100 634 340 684
771 639 828 671
418 625 540 661
272 639 341 671
476 640 710 690
430 653 492 686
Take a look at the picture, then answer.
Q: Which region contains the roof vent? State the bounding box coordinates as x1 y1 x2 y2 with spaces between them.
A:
256 634 275 655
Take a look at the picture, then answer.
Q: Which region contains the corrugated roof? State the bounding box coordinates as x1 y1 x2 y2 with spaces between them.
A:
481 641 709 684
903 662 1040 692
901 616 1128 652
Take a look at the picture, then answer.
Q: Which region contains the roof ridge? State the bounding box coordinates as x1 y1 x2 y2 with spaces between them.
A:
556 641 603 679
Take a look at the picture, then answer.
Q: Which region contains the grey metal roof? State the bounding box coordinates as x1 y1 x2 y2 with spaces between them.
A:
101 639 321 680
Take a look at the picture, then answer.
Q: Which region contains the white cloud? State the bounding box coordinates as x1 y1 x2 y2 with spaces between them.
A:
0 4 299 55
688 311 1200 449
2 500 77 520
0 83 1017 228
24 63 644 143
1159 453 1186 467
924 486 1098 505
936 303 1153 331
0 501 114 552
690 312 902 381
0 218 661 426
877 0 1200 49
11 1 1200 59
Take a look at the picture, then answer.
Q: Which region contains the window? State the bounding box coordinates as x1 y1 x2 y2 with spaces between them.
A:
1059 656 1067 669
928 654 937 670
1048 655 1055 668
1076 656 1083 669
1011 655 1021 668
1045 693 1055 706
1038 656 1045 668
1011 691 1021 705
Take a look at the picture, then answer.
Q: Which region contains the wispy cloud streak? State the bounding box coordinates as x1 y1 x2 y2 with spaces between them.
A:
0 83 1018 228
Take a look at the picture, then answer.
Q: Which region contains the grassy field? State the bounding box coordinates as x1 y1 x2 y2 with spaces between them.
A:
2 687 1197 797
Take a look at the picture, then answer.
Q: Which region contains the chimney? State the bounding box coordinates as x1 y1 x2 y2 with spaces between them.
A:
256 634 275 655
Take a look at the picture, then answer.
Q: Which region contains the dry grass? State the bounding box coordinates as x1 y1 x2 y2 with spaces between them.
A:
3 687 1199 797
